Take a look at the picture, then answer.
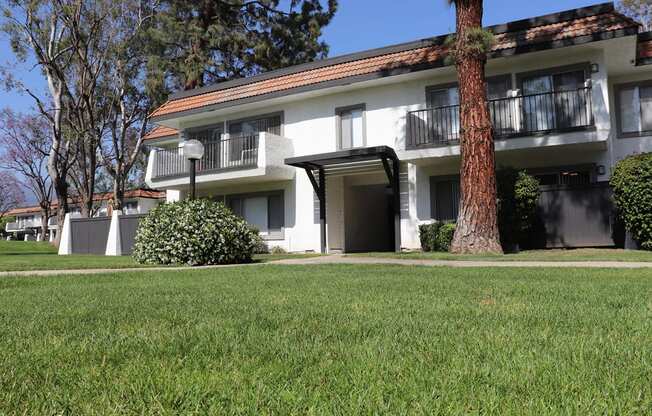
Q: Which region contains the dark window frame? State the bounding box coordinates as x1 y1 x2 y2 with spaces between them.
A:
335 103 367 150
614 79 652 139
425 75 513 108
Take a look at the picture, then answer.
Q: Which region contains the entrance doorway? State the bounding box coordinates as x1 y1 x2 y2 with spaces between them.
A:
344 184 394 252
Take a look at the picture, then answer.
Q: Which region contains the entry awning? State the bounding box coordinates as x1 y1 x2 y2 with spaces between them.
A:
285 146 401 254
284 146 399 170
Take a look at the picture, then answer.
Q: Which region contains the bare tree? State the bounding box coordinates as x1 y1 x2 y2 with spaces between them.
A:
1 0 76 245
0 171 24 218
99 0 165 210
0 110 53 238
446 0 502 254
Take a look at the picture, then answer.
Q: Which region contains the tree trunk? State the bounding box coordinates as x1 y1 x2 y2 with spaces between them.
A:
449 0 502 254
52 176 69 247
39 206 49 243
112 175 125 211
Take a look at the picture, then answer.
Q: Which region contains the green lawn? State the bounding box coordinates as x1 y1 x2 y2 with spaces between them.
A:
350 248 652 262
1 264 651 414
0 241 318 272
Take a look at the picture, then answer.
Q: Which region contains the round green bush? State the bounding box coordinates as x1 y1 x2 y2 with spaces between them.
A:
436 223 456 252
133 199 259 265
610 153 652 250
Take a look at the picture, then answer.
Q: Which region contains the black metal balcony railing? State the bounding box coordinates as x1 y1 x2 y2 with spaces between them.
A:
406 87 594 148
153 133 259 179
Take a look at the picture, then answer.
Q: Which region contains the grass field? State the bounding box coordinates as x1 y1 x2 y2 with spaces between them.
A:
1 264 651 414
350 248 652 262
0 241 318 272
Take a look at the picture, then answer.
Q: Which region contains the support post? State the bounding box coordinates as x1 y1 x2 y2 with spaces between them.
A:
189 159 197 200
58 213 72 255
392 158 401 252
318 167 326 254
105 210 123 256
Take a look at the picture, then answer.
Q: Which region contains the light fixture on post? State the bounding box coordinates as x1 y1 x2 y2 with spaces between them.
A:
182 139 204 200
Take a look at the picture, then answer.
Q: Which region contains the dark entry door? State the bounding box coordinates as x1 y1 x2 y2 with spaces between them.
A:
344 184 393 252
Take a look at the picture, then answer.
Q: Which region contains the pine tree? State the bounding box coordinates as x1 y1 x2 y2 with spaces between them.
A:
149 0 338 90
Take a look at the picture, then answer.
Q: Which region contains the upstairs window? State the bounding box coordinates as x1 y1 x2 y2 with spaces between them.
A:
617 82 652 137
228 114 282 137
336 105 365 149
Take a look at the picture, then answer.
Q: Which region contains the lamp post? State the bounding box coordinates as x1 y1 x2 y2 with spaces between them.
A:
182 139 205 200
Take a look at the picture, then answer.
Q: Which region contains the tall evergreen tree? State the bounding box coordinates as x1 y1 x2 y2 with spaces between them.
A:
149 0 338 90
446 0 502 254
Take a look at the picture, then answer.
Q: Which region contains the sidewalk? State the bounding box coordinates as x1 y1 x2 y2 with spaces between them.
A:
3 254 652 277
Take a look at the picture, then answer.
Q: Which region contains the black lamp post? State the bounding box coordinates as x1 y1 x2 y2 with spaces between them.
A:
182 139 205 200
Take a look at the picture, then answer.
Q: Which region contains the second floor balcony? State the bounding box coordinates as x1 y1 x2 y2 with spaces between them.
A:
145 131 295 189
406 87 594 149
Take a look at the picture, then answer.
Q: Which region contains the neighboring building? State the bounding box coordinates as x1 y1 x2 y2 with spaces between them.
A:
144 2 652 253
4 189 164 241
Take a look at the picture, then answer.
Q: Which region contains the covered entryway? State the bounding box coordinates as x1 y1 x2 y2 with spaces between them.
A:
285 146 401 253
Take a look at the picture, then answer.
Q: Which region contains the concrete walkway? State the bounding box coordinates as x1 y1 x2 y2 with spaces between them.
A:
2 255 652 277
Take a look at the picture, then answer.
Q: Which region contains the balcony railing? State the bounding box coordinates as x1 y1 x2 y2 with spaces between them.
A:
5 222 20 231
153 133 259 179
406 87 594 149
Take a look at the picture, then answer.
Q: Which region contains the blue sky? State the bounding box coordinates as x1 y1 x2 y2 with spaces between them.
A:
0 0 603 114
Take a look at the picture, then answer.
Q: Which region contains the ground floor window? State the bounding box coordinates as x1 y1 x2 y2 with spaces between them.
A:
217 191 284 240
429 176 460 222
531 166 593 186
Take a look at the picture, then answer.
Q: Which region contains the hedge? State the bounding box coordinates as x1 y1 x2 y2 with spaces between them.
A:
610 152 652 250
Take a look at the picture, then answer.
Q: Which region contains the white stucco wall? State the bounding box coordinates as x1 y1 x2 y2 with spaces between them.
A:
153 37 652 252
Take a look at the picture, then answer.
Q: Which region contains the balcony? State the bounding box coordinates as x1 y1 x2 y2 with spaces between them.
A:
406 87 594 149
146 132 295 189
5 222 20 232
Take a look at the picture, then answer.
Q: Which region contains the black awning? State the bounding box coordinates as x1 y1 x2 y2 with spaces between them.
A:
284 146 398 170
285 146 401 254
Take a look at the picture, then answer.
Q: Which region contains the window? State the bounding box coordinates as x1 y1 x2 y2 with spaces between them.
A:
225 191 284 240
617 82 652 136
123 201 138 215
519 67 589 131
429 176 460 222
228 114 282 136
533 169 592 186
425 78 511 141
336 105 365 149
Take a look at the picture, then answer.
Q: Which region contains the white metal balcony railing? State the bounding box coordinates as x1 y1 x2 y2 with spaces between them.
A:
153 133 259 179
406 87 594 149
5 222 21 231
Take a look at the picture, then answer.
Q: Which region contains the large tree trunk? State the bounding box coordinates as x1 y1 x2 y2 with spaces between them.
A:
112 175 125 211
449 0 502 254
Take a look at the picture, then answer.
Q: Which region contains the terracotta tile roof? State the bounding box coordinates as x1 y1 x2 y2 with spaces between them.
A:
147 5 639 124
4 189 165 216
143 125 179 141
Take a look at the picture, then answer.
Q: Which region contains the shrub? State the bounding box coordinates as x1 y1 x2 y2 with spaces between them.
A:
436 223 456 252
419 222 442 252
419 221 455 252
133 199 259 265
250 228 269 254
497 168 540 250
610 153 652 250
270 246 287 255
